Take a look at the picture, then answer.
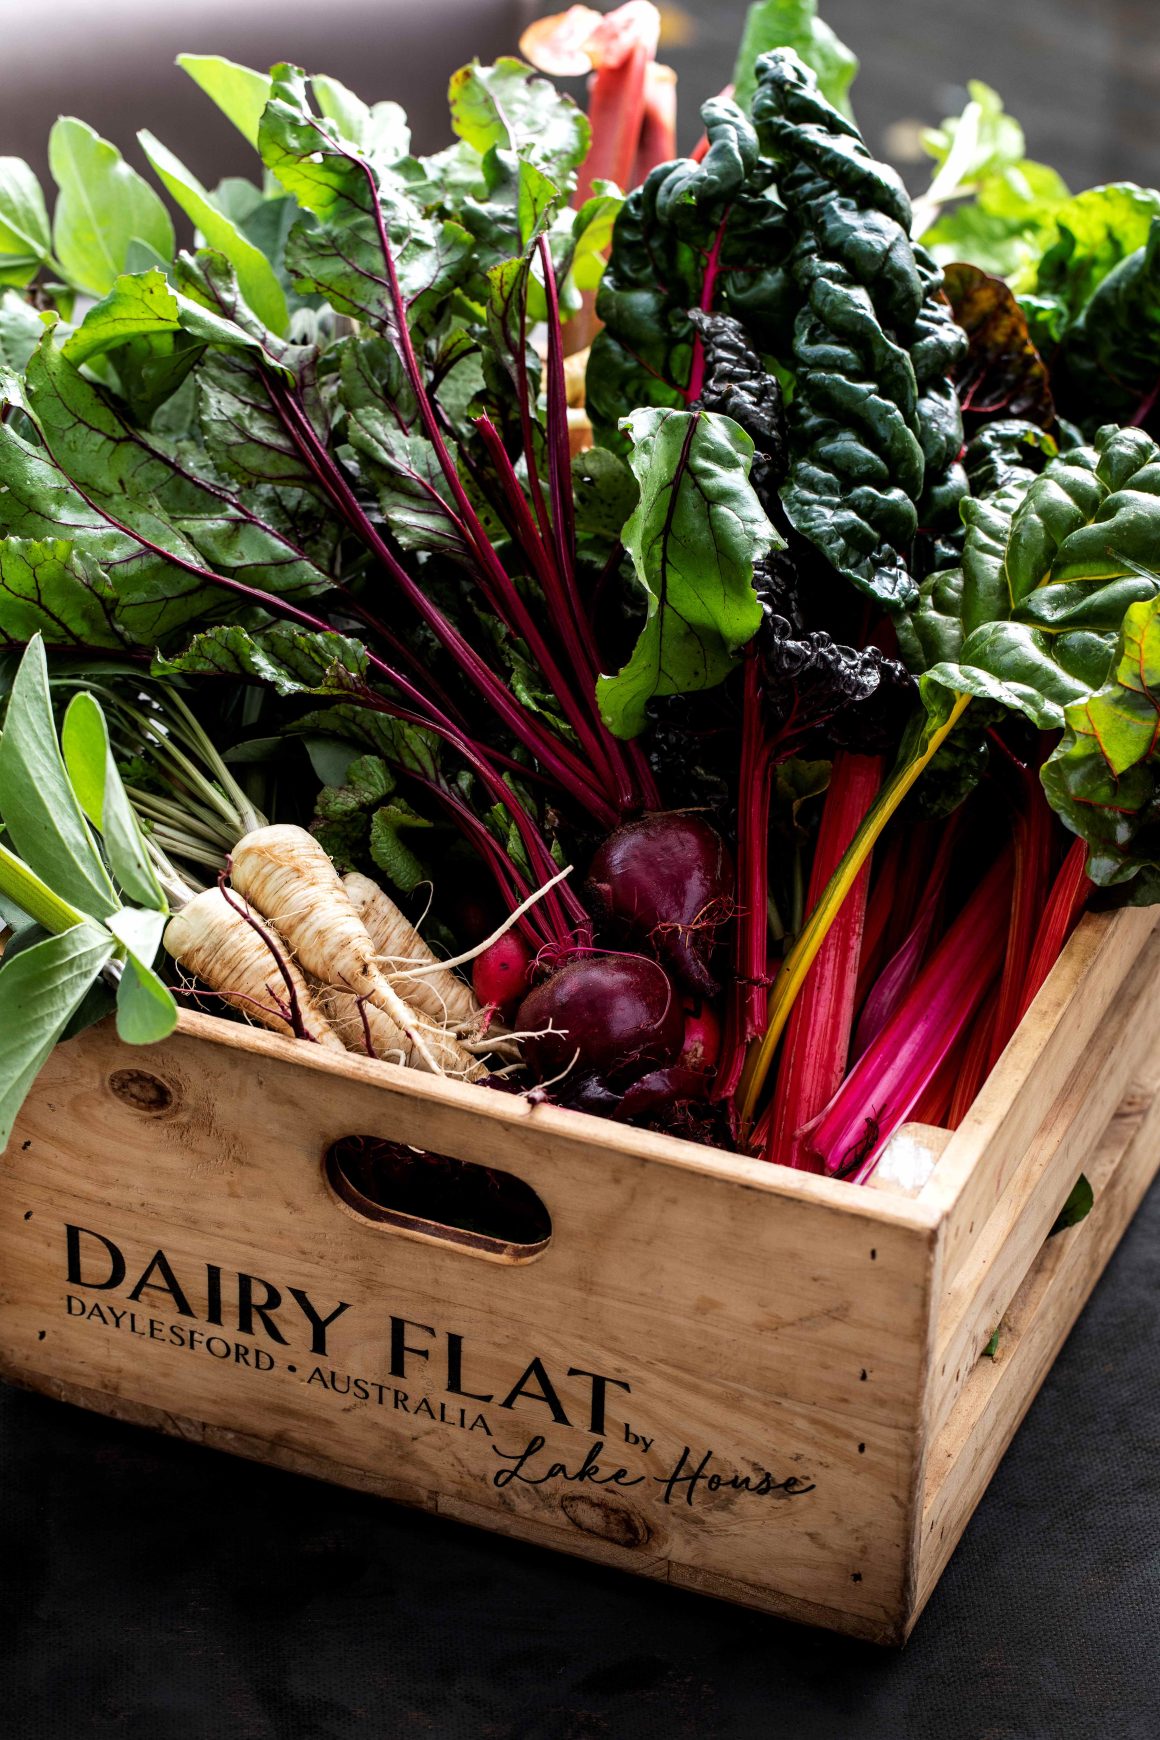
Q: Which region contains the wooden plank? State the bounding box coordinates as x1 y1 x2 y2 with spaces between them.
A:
0 1013 939 1636
918 904 1158 1285
912 1055 1160 1626
926 930 1160 1441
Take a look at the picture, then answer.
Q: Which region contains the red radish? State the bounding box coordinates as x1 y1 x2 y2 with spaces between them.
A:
586 812 733 994
516 952 684 1084
679 1001 722 1072
473 932 533 1019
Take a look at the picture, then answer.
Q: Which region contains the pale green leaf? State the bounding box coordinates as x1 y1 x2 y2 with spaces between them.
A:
177 53 272 151
138 133 289 334
0 920 116 1150
0 636 119 917
49 118 174 296
62 691 166 910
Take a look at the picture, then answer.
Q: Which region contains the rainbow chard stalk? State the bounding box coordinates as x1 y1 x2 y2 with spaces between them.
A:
805 849 1013 1181
760 749 883 1167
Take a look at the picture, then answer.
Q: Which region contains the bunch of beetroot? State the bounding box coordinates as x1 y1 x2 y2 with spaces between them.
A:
472 811 730 1124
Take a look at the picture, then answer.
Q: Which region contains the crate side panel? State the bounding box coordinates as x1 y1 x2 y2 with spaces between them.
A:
927 930 1160 1441
913 1056 1160 1625
0 1018 936 1635
921 905 1157 1285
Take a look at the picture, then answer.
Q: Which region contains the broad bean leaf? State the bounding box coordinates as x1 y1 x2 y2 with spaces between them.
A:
138 133 290 335
0 922 117 1149
597 408 778 738
177 54 272 150
0 291 47 375
732 0 858 118
1041 595 1160 889
0 157 52 286
61 690 165 910
922 426 1160 727
49 118 174 296
0 634 118 916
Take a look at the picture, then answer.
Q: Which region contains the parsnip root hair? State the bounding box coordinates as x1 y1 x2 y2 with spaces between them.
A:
229 825 473 1076
163 886 345 1052
343 870 482 1031
318 985 487 1081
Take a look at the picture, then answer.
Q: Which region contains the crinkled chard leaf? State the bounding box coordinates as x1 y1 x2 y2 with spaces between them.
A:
587 99 794 443
1041 595 1160 891
752 50 967 607
731 0 858 118
920 426 1160 728
597 407 779 739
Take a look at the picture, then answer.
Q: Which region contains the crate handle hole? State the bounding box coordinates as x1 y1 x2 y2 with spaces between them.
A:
323 1135 552 1261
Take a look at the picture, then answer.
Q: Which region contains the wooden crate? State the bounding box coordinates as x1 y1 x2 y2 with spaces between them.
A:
2 902 1158 1643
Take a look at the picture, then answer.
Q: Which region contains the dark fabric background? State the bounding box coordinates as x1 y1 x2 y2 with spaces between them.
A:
2 1176 1157 1740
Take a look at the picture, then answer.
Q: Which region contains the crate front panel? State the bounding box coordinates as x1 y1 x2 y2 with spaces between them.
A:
0 1015 937 1635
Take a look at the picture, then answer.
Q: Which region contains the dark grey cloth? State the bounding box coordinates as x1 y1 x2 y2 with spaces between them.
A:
2 1176 1157 1740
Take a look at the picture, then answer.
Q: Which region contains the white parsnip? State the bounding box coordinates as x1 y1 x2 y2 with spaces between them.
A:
163 887 345 1052
343 870 483 1031
229 826 460 1075
318 984 486 1080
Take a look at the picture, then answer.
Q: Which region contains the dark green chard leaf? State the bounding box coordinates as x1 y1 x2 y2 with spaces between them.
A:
731 0 858 118
921 426 1160 728
312 752 433 891
587 99 795 444
597 407 779 738
752 50 967 606
1041 593 1160 891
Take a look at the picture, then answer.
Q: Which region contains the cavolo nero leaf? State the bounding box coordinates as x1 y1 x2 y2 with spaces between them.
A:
1042 594 1160 891
176 53 272 150
597 407 779 738
732 0 858 118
